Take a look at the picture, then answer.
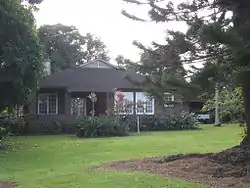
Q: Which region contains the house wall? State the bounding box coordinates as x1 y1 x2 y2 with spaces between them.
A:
25 88 74 134
25 87 188 134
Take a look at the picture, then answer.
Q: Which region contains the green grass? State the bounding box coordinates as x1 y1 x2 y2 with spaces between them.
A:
0 124 243 188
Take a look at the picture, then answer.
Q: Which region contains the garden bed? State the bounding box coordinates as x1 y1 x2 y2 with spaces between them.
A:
96 146 250 188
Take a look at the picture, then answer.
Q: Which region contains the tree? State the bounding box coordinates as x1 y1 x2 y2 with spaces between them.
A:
190 61 234 100
38 24 86 73
115 55 135 69
121 0 250 144
0 0 44 112
202 87 244 123
83 33 110 63
21 0 43 4
125 41 196 103
38 25 110 73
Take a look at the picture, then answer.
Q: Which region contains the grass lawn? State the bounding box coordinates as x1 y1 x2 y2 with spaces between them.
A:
0 125 243 188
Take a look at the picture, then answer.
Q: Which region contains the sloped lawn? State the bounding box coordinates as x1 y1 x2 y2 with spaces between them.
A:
0 125 242 188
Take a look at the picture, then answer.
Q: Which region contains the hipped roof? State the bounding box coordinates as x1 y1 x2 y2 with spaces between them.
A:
40 67 145 92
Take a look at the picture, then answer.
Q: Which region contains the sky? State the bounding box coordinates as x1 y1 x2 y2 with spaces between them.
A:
35 0 187 64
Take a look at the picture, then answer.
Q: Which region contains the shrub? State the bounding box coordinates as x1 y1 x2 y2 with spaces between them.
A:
0 126 7 141
137 112 199 131
73 116 129 138
0 118 26 135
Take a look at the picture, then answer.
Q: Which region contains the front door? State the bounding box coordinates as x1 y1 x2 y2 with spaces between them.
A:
70 97 86 117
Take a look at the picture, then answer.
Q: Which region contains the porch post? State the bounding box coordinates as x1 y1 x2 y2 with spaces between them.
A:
106 91 114 116
106 92 109 115
65 91 70 115
133 91 136 116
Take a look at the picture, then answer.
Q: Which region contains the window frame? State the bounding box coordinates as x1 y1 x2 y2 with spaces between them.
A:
135 92 155 115
164 92 175 102
37 93 58 115
115 92 134 115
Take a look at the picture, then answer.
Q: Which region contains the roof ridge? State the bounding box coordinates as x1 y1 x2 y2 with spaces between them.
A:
79 59 118 69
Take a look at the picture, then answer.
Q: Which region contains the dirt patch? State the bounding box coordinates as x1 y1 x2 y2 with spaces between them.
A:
95 147 250 188
0 182 14 188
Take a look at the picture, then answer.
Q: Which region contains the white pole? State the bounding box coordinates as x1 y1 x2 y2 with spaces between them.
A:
137 116 140 133
214 82 220 126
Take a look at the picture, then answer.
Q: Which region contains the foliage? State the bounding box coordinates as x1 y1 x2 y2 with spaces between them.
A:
83 33 110 63
38 25 110 73
121 0 250 143
73 116 129 138
0 0 44 112
202 87 244 123
0 126 7 141
125 43 195 102
142 113 199 131
115 55 135 70
87 92 97 117
0 118 27 137
21 0 43 4
125 113 199 132
23 118 75 135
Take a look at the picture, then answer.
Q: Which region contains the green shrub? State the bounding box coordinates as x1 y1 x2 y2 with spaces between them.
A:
0 118 26 135
73 117 129 138
0 126 7 141
136 112 199 131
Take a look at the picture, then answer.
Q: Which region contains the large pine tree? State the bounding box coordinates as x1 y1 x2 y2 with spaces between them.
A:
122 0 250 144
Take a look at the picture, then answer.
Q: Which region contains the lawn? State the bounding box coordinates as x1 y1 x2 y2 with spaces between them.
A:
0 125 243 188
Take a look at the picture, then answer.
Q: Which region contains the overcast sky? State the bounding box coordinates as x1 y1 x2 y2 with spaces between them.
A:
35 0 187 63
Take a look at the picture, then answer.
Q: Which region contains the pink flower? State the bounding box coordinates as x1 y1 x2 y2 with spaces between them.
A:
116 91 125 102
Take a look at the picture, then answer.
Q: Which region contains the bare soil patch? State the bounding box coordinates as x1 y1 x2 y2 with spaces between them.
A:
0 182 14 188
96 146 250 188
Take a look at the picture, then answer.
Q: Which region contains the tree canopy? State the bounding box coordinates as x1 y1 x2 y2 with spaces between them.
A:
0 0 44 112
115 55 135 70
38 24 110 73
121 0 250 143
202 87 244 123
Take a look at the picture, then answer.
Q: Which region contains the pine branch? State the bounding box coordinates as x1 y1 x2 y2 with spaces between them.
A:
121 10 148 21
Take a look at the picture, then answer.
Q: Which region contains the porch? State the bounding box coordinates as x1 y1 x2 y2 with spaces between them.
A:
34 88 155 118
35 89 114 117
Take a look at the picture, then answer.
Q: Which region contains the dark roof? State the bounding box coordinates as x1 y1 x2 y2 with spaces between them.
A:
40 67 145 92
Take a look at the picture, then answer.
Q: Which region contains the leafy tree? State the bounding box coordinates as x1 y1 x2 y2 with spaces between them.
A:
83 33 110 63
115 55 135 69
202 87 244 123
38 25 110 73
121 0 250 144
38 24 86 73
0 0 44 112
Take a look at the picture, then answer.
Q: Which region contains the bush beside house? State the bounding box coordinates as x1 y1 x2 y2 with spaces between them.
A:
73 116 129 138
73 112 199 138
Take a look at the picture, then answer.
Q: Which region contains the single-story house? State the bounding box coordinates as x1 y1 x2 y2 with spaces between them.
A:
24 59 190 131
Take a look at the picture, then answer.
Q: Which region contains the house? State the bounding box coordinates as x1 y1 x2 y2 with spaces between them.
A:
24 59 183 132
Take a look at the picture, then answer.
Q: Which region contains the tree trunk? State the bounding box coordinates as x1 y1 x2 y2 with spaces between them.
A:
241 86 250 145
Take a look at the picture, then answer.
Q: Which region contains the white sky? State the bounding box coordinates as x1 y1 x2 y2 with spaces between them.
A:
35 0 187 64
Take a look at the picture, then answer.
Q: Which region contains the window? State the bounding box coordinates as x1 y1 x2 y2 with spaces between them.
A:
38 94 58 115
136 92 154 115
71 98 86 116
114 92 134 114
164 93 174 102
164 92 175 108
